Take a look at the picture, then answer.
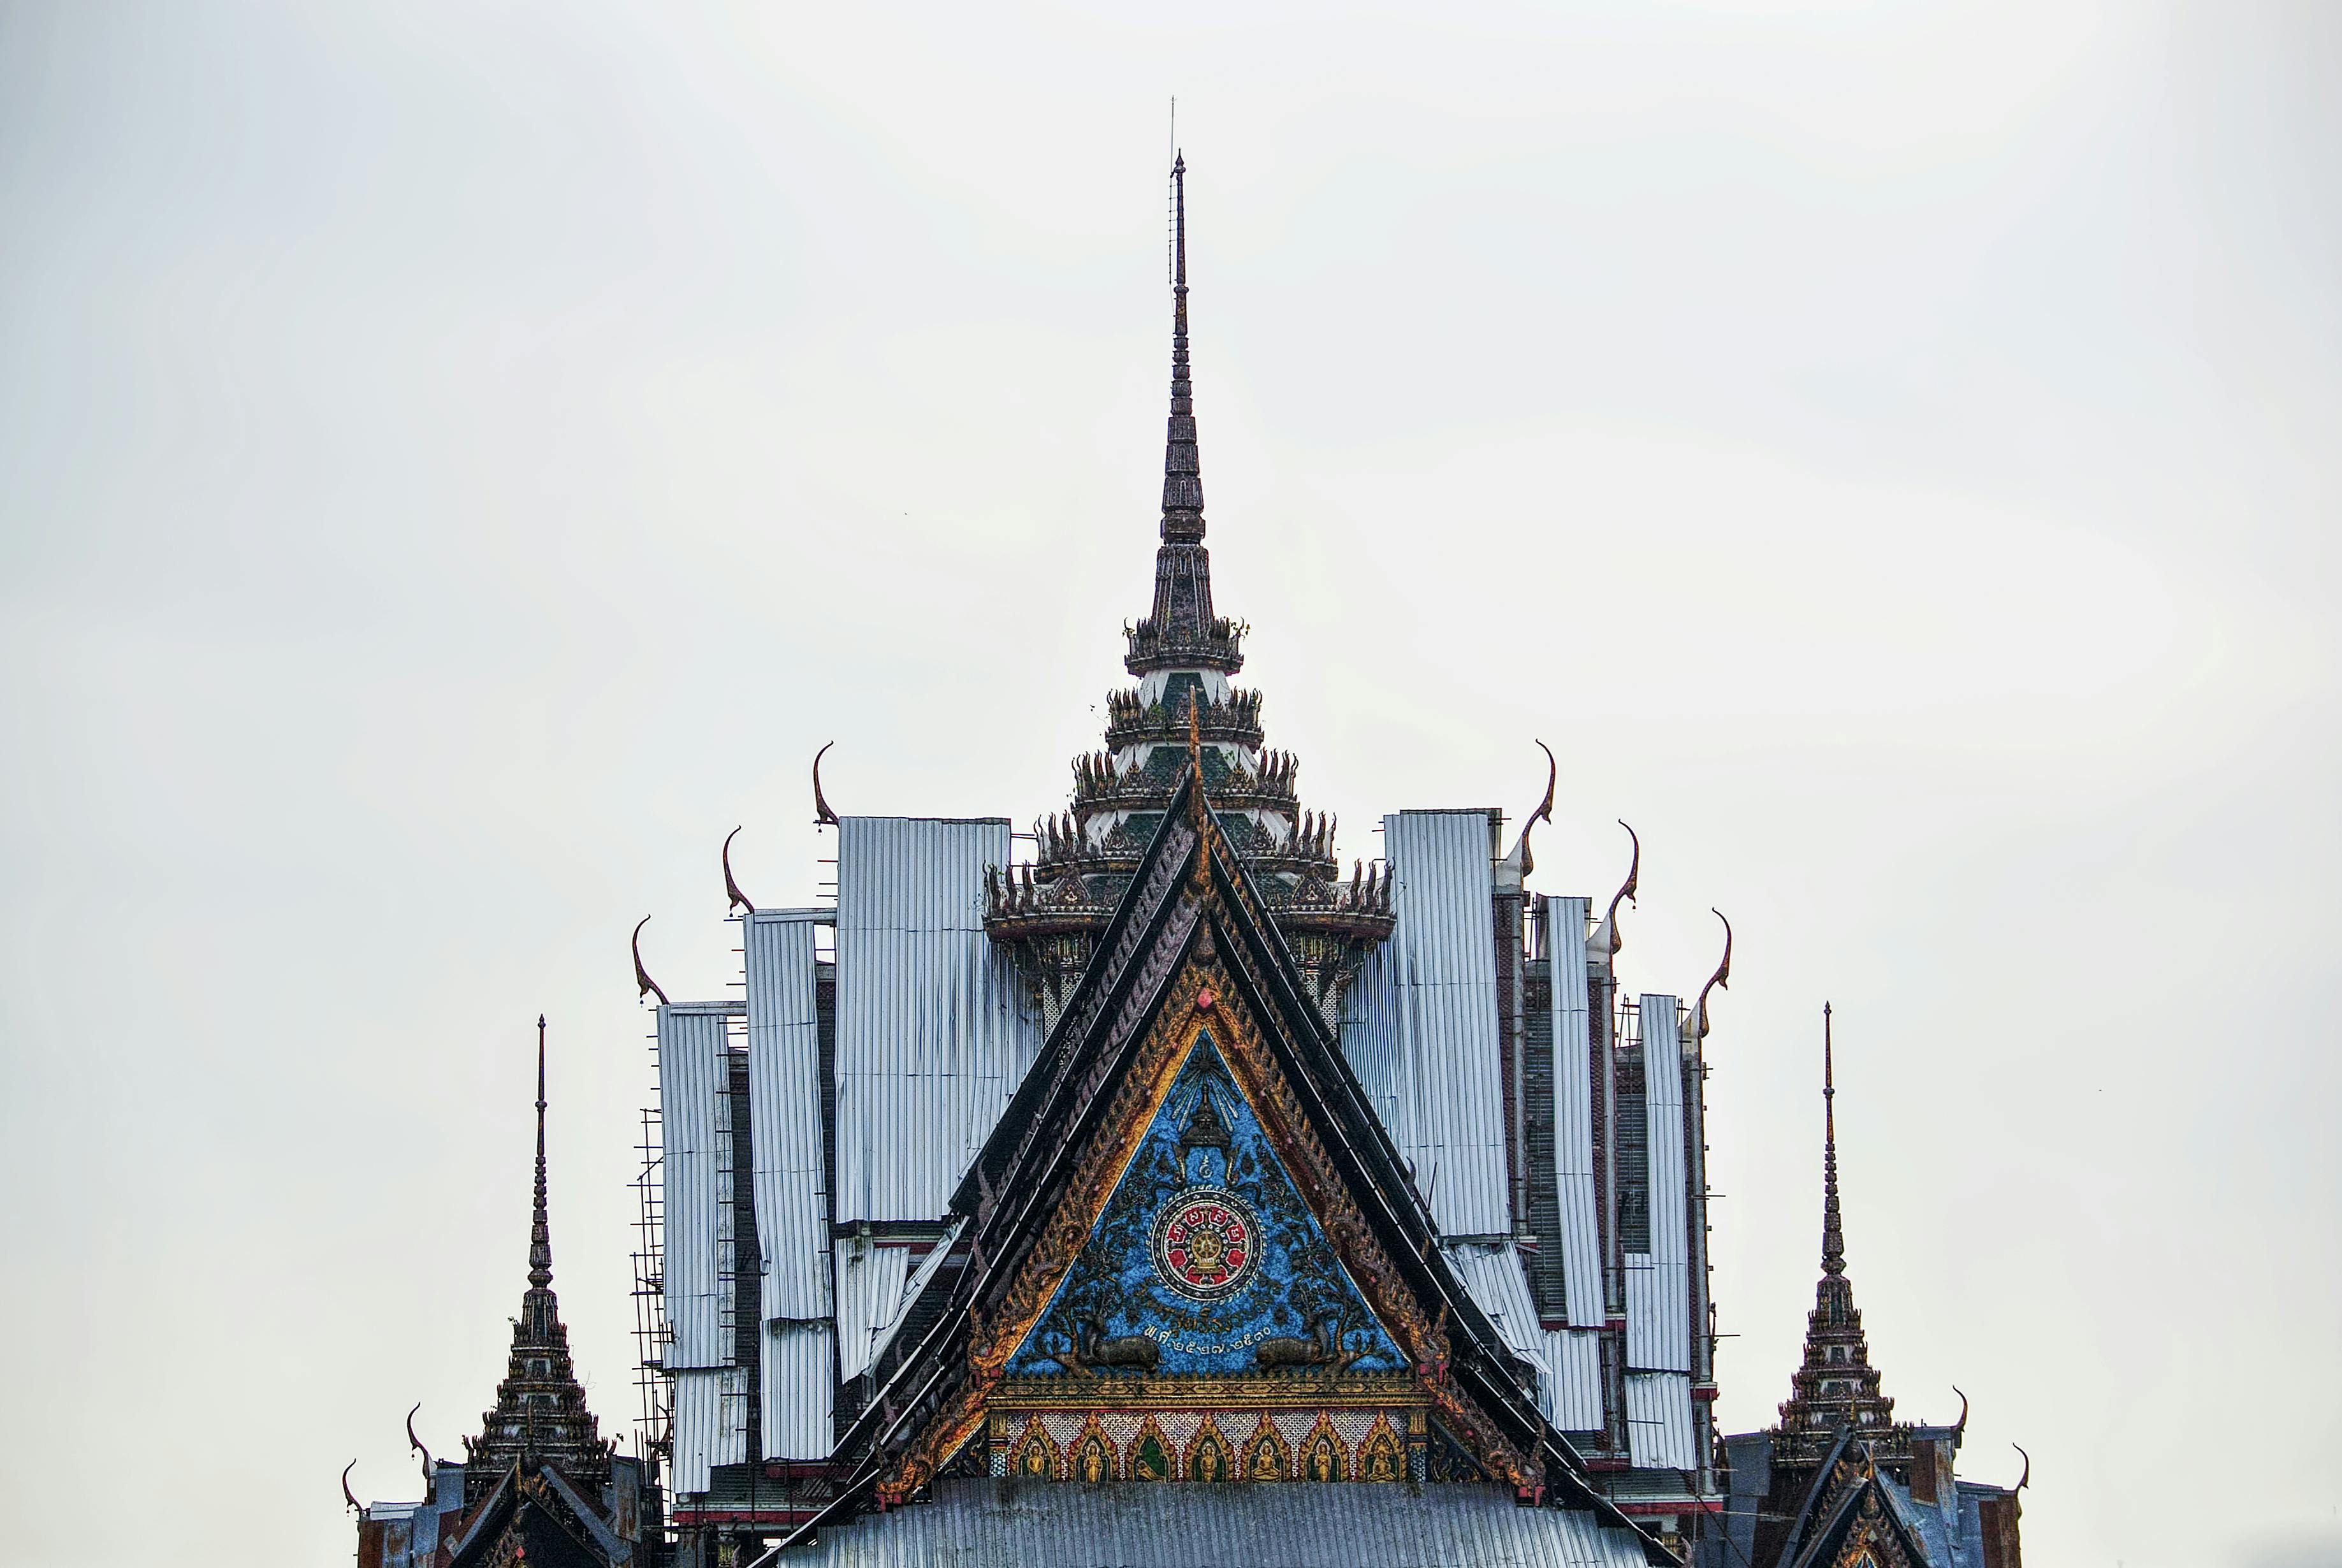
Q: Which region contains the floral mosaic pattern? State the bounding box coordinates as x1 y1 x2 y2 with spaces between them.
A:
1006 1034 1405 1379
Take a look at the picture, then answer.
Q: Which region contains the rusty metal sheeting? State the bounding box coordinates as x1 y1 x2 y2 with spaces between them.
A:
1625 994 1690 1375
1545 894 1606 1330
833 817 1040 1223
833 1236 914 1383
1340 810 1509 1237
1624 1370 1701 1473
659 1003 739 1371
761 1321 836 1463
780 1477 1654 1566
1539 1326 1607 1432
671 1365 749 1497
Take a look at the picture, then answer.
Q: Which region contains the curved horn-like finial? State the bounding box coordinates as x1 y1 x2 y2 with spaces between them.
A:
2012 1443 2030 1492
1592 820 1640 957
1509 739 1557 877
405 1402 432 1473
342 1460 360 1514
631 916 669 1006
811 741 840 826
1953 1386 1969 1435
722 826 756 915
1690 909 1733 1042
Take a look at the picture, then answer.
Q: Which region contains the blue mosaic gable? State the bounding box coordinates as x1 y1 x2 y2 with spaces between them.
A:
1007 1032 1406 1378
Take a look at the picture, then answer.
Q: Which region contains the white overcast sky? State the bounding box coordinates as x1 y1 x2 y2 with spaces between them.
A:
3 4 2336 1565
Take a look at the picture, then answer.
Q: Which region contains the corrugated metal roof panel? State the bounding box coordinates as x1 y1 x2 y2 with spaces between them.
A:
760 1322 836 1463
670 1365 749 1497
1624 1370 1700 1473
659 1005 734 1371
1341 810 1508 1237
833 1237 914 1383
1441 1238 1613 1436
1338 936 1401 1130
1443 1238 1548 1374
744 911 831 1321
783 1478 1651 1567
744 910 834 1460
1625 995 1689 1375
833 818 1041 1223
1539 1327 1606 1433
1545 895 1606 1330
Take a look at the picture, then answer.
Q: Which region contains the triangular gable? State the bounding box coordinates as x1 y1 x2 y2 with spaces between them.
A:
1005 1030 1406 1379
803 769 1662 1563
1786 1445 1937 1568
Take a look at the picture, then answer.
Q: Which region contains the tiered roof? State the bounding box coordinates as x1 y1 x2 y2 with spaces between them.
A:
461 1017 613 1502
1772 1005 1902 1468
986 157 1390 1023
775 753 1666 1562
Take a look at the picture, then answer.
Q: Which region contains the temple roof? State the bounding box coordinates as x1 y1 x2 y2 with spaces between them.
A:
989 157 1388 1022
1772 1006 1900 1468
462 1017 612 1499
778 759 1668 1562
773 1478 1655 1567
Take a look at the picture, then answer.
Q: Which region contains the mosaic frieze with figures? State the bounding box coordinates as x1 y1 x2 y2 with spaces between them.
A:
989 1407 1421 1483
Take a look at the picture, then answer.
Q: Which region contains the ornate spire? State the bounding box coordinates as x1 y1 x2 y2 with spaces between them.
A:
989 154 1390 1034
1821 1002 1844 1278
1774 1005 1900 1463
463 1016 609 1501
1128 153 1242 677
1163 153 1204 543
528 1013 553 1298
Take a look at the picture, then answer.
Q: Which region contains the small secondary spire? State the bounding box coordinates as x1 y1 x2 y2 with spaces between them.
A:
1775 1003 1898 1452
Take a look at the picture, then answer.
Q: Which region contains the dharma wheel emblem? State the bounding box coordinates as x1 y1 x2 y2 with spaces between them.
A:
1152 1187 1260 1300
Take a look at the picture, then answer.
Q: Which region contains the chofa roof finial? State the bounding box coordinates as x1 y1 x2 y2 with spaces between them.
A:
631 916 669 1006
406 1402 433 1485
723 826 757 915
1508 740 1557 878
1590 820 1639 959
812 741 840 826
1688 909 1732 1043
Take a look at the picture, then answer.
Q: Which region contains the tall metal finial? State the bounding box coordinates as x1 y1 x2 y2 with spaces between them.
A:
1160 152 1204 544
530 1015 553 1295
1127 151 1239 678
1821 1003 1844 1277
